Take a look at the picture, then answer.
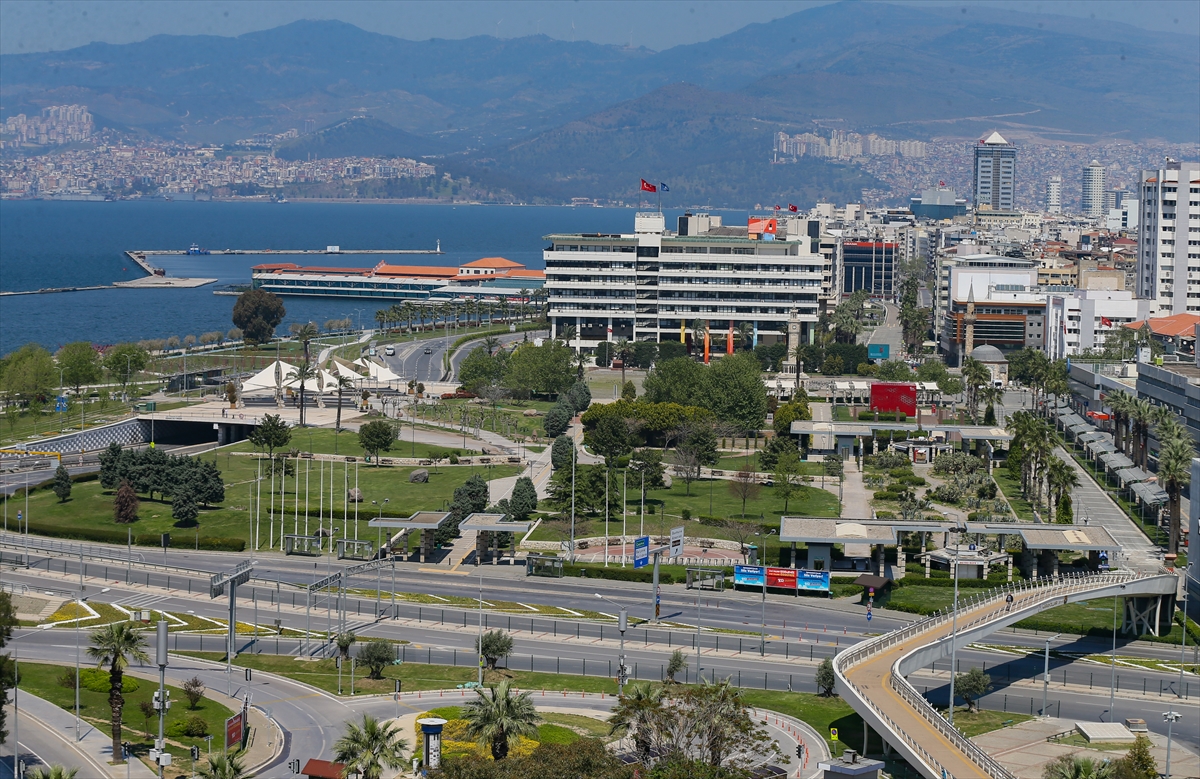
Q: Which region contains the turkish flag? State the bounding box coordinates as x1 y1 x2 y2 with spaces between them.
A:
788 204 798 212
640 179 657 193
1101 317 1113 327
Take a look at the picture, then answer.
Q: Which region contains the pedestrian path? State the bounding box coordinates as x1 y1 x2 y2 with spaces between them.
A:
7 691 155 778
1057 445 1160 571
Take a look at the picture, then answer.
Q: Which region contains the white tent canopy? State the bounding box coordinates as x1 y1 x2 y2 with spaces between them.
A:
365 360 401 382
241 360 298 392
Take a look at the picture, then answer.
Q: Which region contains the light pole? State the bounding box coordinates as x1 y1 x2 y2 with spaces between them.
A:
942 513 962 726
758 527 766 657
477 575 484 686
1110 583 1126 722
1041 633 1060 718
1163 710 1181 778
695 589 703 684
595 594 628 694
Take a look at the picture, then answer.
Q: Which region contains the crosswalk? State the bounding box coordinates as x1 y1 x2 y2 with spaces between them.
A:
119 592 167 609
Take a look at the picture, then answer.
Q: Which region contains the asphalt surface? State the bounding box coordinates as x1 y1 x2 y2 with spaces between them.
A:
378 329 547 385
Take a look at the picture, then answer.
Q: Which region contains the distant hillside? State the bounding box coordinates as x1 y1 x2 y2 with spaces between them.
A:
275 117 445 161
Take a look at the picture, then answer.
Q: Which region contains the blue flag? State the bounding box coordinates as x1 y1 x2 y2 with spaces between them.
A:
659 182 670 192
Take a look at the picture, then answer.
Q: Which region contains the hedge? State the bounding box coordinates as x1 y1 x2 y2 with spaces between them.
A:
20 521 244 552
562 564 677 585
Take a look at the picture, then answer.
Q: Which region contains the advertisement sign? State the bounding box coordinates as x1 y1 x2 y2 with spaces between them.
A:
797 570 831 592
633 536 650 569
734 565 765 587
748 217 777 235
669 526 685 559
224 712 244 751
867 344 890 361
765 567 798 589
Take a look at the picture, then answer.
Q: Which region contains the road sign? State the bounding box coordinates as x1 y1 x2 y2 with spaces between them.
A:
668 526 685 558
866 611 873 622
830 727 838 742
633 536 650 569
55 396 68 412
225 711 244 750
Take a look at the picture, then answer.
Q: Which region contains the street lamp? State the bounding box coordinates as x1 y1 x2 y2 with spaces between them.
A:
942 512 963 726
1163 710 1182 779
1041 633 1061 718
595 594 629 694
1110 582 1126 722
477 575 484 686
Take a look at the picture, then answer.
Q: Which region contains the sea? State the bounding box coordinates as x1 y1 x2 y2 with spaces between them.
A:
0 200 746 354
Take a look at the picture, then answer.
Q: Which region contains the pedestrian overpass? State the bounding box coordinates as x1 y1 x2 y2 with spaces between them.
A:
834 570 1179 779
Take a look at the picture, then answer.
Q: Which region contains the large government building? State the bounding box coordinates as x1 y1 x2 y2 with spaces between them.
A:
544 212 827 348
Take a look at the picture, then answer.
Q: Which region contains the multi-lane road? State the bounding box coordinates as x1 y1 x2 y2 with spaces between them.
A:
377 329 547 385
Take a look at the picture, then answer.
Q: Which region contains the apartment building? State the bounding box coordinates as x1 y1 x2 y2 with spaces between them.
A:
544 212 823 349
1045 290 1155 359
972 132 1016 211
1135 160 1200 313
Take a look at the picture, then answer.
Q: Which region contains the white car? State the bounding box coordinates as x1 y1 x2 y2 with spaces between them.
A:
384 345 395 356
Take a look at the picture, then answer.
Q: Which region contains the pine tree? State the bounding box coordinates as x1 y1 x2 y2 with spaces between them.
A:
52 464 72 502
508 477 538 520
171 484 199 526
113 480 139 524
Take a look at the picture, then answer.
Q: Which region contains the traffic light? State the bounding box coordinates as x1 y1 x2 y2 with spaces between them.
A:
796 744 805 760
245 667 252 681
289 758 302 774
191 746 200 761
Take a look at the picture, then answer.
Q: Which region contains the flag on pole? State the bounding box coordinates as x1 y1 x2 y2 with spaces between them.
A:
727 320 734 355
659 182 670 192
774 204 781 211
1101 316 1113 327
640 179 657 193
788 204 798 212
680 320 686 344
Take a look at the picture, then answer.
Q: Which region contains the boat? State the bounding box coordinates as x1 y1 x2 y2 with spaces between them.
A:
187 243 211 255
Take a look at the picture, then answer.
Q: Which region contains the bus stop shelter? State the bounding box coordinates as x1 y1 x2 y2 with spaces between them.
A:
368 511 452 563
458 513 531 565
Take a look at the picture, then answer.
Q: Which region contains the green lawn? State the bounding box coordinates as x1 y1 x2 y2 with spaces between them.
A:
421 398 557 442
713 455 824 476
942 709 1032 738
224 427 477 459
17 661 236 771
739 690 857 755
992 470 1037 522
6 456 521 551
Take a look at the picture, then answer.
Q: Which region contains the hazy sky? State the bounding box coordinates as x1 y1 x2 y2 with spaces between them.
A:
2 0 1196 54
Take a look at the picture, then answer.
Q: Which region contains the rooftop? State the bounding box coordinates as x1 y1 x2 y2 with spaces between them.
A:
1124 313 1200 338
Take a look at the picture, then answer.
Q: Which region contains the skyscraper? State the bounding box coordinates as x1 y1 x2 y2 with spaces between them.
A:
972 132 1016 211
1136 160 1200 311
1046 176 1063 214
1081 160 1107 219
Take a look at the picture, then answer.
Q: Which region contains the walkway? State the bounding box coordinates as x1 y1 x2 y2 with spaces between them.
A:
1057 445 1160 572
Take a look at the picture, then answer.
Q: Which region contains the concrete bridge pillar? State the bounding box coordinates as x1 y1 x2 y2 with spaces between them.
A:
475 531 488 564
875 544 885 577
895 534 906 580
790 542 797 569
421 529 435 563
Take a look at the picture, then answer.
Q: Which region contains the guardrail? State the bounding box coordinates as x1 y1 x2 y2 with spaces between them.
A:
833 570 1164 779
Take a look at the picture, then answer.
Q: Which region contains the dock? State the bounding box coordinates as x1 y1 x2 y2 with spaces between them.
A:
134 246 443 256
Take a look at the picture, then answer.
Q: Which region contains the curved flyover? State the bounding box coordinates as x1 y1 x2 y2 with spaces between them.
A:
834 571 1178 779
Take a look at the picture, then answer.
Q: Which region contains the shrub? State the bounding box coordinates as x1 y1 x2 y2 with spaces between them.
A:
79 668 139 693
182 676 206 709
865 452 911 470
449 452 460 465
358 640 397 679
167 714 209 738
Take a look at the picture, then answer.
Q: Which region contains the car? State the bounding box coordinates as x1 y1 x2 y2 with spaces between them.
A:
424 347 433 354
384 345 395 356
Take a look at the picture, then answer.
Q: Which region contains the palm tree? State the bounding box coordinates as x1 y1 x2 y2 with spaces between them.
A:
1042 755 1114 779
295 322 319 365
328 373 355 437
1046 456 1079 523
517 289 530 321
197 752 254 779
1156 429 1194 555
333 714 408 779
979 384 1004 425
462 681 541 760
87 622 150 763
286 361 318 427
613 337 632 384
607 683 663 764
1105 389 1133 457
374 309 387 332
24 767 79 779
1129 398 1157 469
736 322 755 351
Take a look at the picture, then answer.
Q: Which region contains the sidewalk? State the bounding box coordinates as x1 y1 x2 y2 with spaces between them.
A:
13 691 156 778
1056 445 1160 571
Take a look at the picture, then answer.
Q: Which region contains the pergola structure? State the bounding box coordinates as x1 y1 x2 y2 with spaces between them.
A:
787 420 1011 463
458 513 531 565
367 510 452 563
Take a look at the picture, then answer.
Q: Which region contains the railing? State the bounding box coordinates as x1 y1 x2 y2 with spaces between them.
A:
0 531 146 563
834 570 1157 779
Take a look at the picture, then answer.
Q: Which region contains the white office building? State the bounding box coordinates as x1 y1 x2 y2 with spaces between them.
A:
972 132 1016 211
1081 160 1107 220
1135 160 1200 313
1046 175 1063 214
544 212 824 349
1045 290 1156 359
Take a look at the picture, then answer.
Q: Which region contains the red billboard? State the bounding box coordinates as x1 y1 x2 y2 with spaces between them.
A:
748 218 777 235
870 382 917 417
225 712 244 751
765 567 798 589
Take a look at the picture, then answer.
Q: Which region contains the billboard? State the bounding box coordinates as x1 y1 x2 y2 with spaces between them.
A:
225 711 244 751
869 382 917 417
765 567 798 589
733 565 765 587
669 526 685 559
633 536 650 569
748 218 777 235
797 569 831 592
867 344 890 360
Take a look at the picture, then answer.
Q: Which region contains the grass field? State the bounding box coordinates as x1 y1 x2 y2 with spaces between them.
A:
224 427 477 459
5 454 521 551
17 661 236 772
992 470 1038 522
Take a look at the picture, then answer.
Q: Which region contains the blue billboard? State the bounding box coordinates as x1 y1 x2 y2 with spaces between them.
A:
797 569 831 592
633 536 650 569
734 565 765 587
868 344 890 361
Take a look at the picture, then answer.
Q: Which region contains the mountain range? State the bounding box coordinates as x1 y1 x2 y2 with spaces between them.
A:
3 1 1196 204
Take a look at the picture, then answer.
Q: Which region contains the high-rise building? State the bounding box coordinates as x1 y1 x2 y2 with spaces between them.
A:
972 132 1016 211
1046 176 1063 214
1136 160 1200 312
1081 160 1107 219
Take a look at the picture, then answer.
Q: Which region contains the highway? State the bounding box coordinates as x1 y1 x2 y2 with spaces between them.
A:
378 328 547 385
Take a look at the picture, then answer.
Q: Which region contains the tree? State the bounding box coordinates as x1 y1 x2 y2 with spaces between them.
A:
673 424 718 495
358 420 396 464
703 352 768 432
665 650 687 684
1156 426 1194 555
508 477 538 520
1 343 56 404
565 381 592 413
172 484 199 526
773 450 803 513
335 631 357 659
772 396 811 436
642 358 706 406
758 434 798 472
614 338 633 383
443 473 490 545
460 347 506 395
621 380 636 400
358 640 397 679
182 676 206 709
248 414 291 461
587 414 633 468
608 683 664 764
231 289 286 345
462 681 541 760
820 355 844 376
328 374 355 432
551 435 574 470
504 341 574 398
727 468 760 519
543 400 572 438
874 360 914 382
815 657 836 696
52 464 72 502
953 667 991 713
87 622 150 763
1109 735 1156 779
23 768 79 779
197 752 254 779
629 448 666 499
286 360 318 427
334 713 408 779
113 480 139 524
57 341 102 396
0 591 14 743
476 629 514 670
1042 755 1114 779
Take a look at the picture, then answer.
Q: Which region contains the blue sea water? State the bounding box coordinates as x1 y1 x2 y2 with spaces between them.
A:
0 200 726 354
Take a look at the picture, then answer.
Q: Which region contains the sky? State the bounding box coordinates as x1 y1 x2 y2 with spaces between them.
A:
1 0 1197 54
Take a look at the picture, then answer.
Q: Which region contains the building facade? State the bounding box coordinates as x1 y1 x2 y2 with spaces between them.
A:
972 132 1016 211
1081 160 1107 220
1046 175 1063 214
841 240 897 297
1135 160 1200 312
544 212 823 349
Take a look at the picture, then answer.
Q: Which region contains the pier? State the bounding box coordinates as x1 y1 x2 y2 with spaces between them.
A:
135 245 443 256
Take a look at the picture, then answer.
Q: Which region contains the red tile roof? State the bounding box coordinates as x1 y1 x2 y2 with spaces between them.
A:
372 263 458 278
463 256 523 269
1124 313 1200 338
302 759 346 779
